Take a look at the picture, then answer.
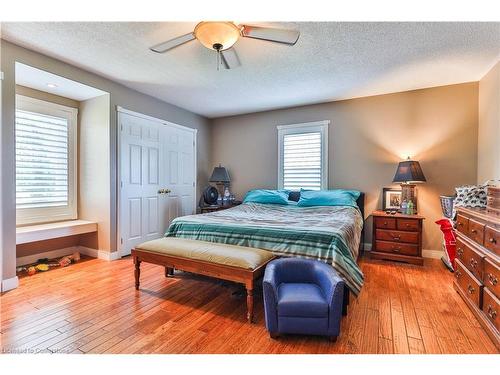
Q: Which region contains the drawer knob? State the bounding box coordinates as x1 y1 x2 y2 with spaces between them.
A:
393 236 401 241
469 258 478 269
487 305 497 320
458 222 463 226
457 248 464 256
488 273 498 286
489 237 497 244
383 221 388 225
455 270 462 279
467 284 475 294
471 229 478 234
392 247 401 253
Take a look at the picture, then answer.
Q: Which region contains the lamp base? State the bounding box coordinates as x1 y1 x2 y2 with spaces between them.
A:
400 184 418 213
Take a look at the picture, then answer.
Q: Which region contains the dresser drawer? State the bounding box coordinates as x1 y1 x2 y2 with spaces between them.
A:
375 240 419 256
482 287 499 331
375 229 419 244
455 237 484 280
468 219 485 246
374 217 396 229
455 259 483 308
397 219 419 231
484 226 500 256
484 259 500 299
456 214 469 235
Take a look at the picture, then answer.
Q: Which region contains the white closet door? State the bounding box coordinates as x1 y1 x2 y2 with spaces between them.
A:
120 112 164 256
163 125 196 227
119 110 196 256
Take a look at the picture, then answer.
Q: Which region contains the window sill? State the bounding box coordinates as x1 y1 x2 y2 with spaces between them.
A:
16 220 98 245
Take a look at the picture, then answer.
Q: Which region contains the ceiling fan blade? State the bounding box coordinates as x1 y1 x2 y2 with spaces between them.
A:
221 48 241 69
241 25 299 45
150 33 195 53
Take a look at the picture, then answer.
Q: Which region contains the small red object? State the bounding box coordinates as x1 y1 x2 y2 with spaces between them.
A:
435 218 456 270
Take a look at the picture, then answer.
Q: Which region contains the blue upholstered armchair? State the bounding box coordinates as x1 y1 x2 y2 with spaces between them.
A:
263 258 345 341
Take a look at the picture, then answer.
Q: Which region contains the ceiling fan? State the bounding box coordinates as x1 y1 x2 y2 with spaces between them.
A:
150 22 300 70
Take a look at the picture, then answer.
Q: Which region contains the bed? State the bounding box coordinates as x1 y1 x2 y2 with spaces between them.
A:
165 195 365 295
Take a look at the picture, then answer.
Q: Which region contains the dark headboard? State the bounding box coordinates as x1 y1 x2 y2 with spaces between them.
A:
356 192 365 220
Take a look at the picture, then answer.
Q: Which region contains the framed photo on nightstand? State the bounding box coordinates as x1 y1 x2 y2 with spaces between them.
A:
382 187 402 210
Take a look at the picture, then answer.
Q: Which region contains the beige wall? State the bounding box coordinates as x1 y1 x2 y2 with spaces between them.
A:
16 84 80 108
478 61 500 183
211 83 479 251
79 94 112 251
1 40 211 282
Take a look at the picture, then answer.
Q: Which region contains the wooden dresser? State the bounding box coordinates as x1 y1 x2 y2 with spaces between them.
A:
371 210 424 265
455 207 500 349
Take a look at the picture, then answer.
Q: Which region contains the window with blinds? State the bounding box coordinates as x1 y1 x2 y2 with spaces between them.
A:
283 132 322 190
15 95 77 225
278 121 329 191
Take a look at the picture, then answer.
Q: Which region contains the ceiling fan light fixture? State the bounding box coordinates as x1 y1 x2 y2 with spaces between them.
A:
194 22 241 51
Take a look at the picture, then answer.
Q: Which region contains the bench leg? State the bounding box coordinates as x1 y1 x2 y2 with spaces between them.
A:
246 288 254 323
164 267 174 277
134 257 141 290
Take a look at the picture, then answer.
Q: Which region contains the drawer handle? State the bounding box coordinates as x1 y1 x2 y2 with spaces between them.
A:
392 236 401 241
487 305 497 320
392 246 401 253
405 223 410 227
489 237 497 244
488 273 498 286
457 248 464 257
467 284 475 294
458 222 464 226
383 221 388 226
455 270 462 279
471 229 478 234
469 258 478 269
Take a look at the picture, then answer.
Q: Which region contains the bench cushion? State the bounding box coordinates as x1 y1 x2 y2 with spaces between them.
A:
135 237 274 270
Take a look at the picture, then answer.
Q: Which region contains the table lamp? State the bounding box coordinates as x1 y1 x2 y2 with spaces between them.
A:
209 164 231 197
392 157 426 212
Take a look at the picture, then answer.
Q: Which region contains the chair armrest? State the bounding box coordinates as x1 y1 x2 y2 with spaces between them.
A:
263 262 280 333
313 262 345 307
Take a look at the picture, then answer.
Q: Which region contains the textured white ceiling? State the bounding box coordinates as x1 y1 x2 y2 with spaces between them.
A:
2 22 499 118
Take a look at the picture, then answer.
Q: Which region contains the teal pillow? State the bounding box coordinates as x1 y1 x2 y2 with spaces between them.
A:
297 189 360 207
243 189 290 205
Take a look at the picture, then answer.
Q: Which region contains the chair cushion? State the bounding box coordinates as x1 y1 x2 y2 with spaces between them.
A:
135 237 274 270
277 283 328 318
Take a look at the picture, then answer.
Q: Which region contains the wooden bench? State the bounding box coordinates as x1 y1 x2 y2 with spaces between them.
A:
132 238 275 323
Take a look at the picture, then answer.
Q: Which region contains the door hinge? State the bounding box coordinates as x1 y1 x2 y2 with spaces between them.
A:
120 181 123 188
193 182 195 187
120 123 123 131
120 238 123 244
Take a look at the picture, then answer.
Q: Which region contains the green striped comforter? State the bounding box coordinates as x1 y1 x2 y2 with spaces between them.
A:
165 202 364 295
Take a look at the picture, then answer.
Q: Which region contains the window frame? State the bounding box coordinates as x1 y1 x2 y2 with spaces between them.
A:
277 120 330 191
15 94 78 226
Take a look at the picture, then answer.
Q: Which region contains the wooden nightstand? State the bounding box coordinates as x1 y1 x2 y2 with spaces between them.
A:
371 210 425 265
200 202 242 214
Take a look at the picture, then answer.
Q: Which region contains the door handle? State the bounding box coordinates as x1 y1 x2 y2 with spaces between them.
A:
158 188 171 195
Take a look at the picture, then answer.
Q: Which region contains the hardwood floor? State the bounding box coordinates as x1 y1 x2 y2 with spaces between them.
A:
1 255 498 354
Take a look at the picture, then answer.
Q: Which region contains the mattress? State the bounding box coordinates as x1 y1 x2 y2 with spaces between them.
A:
165 202 364 295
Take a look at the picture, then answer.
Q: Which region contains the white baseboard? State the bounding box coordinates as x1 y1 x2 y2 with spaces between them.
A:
79 246 120 261
422 249 444 259
16 246 80 267
2 276 19 292
363 243 443 259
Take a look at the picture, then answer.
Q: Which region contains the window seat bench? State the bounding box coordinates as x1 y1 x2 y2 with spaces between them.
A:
16 220 98 245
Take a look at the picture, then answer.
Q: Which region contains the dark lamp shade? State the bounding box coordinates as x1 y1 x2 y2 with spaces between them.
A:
209 165 230 183
392 160 426 183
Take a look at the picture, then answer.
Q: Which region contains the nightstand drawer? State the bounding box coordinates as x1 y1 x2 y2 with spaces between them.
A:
456 236 484 280
483 288 499 331
374 217 396 229
455 259 483 308
375 229 419 244
397 219 419 231
375 240 418 256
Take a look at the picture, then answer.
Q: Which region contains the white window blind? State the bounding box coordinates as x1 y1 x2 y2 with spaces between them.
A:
283 132 322 190
16 110 69 208
278 121 329 191
15 95 77 225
